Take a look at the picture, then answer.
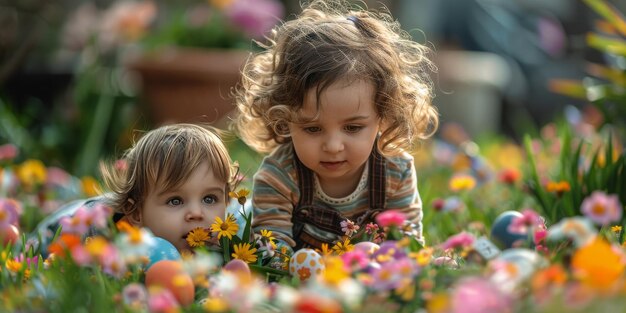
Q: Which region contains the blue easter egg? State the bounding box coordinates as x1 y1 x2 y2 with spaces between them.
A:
147 237 181 269
490 211 528 249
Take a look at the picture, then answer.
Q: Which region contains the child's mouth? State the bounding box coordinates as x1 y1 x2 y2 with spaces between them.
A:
320 161 345 170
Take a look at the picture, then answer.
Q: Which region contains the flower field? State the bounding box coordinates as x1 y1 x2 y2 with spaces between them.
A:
1 0 626 312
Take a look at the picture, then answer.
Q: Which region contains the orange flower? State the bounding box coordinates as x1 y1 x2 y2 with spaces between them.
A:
531 264 568 292
48 234 82 258
546 180 571 196
571 238 625 292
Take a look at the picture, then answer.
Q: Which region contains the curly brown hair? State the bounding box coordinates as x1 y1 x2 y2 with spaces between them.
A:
233 0 438 155
99 123 237 220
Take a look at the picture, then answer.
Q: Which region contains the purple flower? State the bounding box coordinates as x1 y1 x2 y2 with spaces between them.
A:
580 191 622 226
0 198 20 230
122 283 148 308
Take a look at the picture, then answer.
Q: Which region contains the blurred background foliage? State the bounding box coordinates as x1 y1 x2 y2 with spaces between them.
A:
0 0 625 184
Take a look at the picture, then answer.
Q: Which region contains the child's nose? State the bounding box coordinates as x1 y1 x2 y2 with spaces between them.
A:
322 134 344 153
185 204 204 222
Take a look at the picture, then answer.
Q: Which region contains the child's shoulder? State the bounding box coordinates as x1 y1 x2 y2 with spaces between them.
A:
383 150 415 173
263 144 296 167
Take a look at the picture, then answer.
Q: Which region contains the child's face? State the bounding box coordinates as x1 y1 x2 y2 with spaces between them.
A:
138 161 227 252
289 78 380 196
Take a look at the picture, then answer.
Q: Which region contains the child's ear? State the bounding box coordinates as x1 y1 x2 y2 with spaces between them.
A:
125 198 143 226
127 211 142 225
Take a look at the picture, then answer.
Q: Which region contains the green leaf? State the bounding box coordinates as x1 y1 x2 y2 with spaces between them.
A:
241 210 253 243
583 0 626 36
587 33 626 56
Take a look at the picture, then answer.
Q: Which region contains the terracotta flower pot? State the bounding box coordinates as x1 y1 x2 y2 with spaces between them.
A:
128 48 250 127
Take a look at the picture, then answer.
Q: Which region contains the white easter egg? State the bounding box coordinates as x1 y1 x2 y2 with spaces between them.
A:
289 248 325 282
353 241 380 255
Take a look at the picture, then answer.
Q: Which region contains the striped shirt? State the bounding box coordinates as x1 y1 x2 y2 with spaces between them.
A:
251 144 423 248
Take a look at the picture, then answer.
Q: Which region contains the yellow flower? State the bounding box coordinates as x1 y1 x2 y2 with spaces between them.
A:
409 247 433 266
259 229 273 240
331 238 354 255
186 227 211 248
321 256 348 286
229 189 250 205
85 236 109 258
202 296 230 312
81 176 101 197
17 159 46 189
316 243 332 257
232 242 257 263
5 259 22 273
612 225 622 234
211 214 239 240
426 293 450 313
448 174 476 192
571 238 625 291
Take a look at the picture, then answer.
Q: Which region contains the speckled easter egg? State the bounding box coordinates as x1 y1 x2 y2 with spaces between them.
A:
289 248 325 282
145 260 195 306
147 237 181 270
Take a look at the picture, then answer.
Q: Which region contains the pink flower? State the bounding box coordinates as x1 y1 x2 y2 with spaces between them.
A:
341 250 369 271
59 203 112 235
450 277 512 313
508 208 543 235
0 144 18 161
441 231 475 251
375 210 406 228
14 254 39 268
100 245 127 278
580 191 622 226
365 222 379 235
340 219 360 237
45 167 71 187
148 288 180 313
224 0 284 39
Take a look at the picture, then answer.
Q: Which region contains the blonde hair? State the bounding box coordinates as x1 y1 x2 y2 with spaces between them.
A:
100 123 237 219
233 0 439 155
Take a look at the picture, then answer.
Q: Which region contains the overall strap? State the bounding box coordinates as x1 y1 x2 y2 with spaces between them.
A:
368 144 386 210
294 151 314 207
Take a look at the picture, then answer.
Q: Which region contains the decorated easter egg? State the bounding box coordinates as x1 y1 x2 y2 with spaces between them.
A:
147 237 181 269
353 241 380 255
1 224 20 246
223 259 251 277
490 211 527 249
145 260 195 306
289 248 325 282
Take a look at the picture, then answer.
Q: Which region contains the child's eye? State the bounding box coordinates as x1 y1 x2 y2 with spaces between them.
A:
167 197 183 206
345 125 363 133
303 126 321 134
203 195 219 204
